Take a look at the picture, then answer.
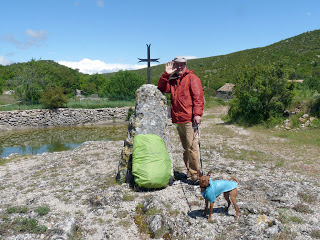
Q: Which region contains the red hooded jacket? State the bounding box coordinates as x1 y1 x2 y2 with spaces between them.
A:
158 68 204 124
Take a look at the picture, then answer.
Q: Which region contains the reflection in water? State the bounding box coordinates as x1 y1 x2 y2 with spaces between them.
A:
0 124 127 158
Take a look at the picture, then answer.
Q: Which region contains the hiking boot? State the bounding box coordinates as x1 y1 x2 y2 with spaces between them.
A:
188 178 199 185
168 176 174 186
187 175 199 185
174 171 188 180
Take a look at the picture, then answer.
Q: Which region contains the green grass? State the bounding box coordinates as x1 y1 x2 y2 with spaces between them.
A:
223 148 273 164
0 103 45 111
67 99 135 108
278 213 304 224
0 94 16 105
0 99 135 111
273 129 320 147
133 205 153 238
297 192 317 204
34 206 50 216
116 220 131 229
272 228 297 240
204 96 227 109
292 203 314 214
310 229 320 239
145 207 162 216
0 217 47 237
122 194 135 201
0 158 11 166
1 205 50 237
12 218 47 234
7 206 29 214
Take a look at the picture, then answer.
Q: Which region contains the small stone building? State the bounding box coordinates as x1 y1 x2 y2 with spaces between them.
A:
288 79 304 83
216 83 235 100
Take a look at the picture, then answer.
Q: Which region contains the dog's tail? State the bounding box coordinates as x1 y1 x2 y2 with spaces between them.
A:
229 177 239 183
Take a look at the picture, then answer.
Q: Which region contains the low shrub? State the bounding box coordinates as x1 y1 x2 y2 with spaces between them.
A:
34 206 50 216
40 87 68 109
228 60 294 125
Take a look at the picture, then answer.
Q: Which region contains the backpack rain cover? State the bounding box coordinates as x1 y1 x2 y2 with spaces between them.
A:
132 134 171 188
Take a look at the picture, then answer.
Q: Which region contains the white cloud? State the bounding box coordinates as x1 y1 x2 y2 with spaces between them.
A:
96 0 104 8
306 12 312 16
3 29 48 50
26 29 48 40
58 58 148 74
0 56 12 66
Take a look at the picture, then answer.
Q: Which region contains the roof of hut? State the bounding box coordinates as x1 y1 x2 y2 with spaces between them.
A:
217 83 235 92
288 79 304 83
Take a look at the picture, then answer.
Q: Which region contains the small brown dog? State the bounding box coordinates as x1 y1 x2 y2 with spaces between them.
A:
198 170 239 221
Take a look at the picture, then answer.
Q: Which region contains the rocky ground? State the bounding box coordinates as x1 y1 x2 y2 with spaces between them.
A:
0 106 319 240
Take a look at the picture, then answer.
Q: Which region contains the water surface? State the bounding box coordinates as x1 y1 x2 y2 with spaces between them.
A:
0 124 128 158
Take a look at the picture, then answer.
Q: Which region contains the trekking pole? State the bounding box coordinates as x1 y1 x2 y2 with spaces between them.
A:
193 123 203 175
198 126 203 175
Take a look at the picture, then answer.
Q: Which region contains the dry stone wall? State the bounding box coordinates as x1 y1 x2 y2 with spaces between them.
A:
0 107 130 131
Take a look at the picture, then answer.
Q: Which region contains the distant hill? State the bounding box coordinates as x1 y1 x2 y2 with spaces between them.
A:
131 29 320 93
0 60 87 96
1 29 320 96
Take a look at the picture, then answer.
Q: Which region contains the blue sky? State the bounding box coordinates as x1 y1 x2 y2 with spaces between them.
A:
1 0 319 74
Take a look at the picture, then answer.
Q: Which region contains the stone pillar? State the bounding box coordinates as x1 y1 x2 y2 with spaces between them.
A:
116 84 171 183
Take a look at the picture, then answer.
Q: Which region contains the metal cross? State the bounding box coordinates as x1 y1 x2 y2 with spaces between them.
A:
138 44 160 84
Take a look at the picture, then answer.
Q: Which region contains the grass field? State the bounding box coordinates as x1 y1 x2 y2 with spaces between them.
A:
0 95 135 111
201 106 320 179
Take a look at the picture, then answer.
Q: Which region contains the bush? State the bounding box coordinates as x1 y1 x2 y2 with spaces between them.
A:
103 70 144 101
126 107 134 121
228 60 295 125
40 87 68 109
310 93 320 117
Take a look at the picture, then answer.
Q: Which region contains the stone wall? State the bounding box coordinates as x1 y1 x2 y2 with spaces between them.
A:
216 91 234 100
0 107 130 131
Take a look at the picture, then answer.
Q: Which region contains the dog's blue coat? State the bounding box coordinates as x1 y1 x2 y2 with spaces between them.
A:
201 179 238 203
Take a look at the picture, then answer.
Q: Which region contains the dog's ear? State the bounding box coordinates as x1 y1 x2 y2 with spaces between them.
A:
197 169 202 177
207 170 212 177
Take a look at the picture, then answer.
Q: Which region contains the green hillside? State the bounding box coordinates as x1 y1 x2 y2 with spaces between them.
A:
132 29 320 93
1 29 320 98
0 59 84 96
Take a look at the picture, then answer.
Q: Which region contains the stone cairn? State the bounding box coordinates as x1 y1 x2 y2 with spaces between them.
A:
116 84 171 184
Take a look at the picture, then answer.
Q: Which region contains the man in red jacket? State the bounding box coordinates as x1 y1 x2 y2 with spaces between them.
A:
158 56 204 183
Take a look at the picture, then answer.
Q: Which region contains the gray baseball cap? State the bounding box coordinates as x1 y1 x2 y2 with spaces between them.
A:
173 56 187 63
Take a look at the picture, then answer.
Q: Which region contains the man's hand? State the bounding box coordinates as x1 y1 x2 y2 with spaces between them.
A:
165 61 177 75
193 116 201 125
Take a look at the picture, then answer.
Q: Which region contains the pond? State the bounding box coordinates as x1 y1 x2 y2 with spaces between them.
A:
0 123 128 158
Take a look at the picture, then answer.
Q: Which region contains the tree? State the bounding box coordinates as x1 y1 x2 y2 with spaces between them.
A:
80 74 107 96
12 59 45 104
40 87 68 109
103 70 144 100
228 60 295 125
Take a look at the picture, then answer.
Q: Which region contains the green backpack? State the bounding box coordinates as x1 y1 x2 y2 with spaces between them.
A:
132 134 171 188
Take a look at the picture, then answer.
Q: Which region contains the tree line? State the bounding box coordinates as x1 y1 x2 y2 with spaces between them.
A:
0 59 145 106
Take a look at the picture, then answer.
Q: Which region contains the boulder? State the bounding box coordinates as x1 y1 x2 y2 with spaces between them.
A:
116 84 171 184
